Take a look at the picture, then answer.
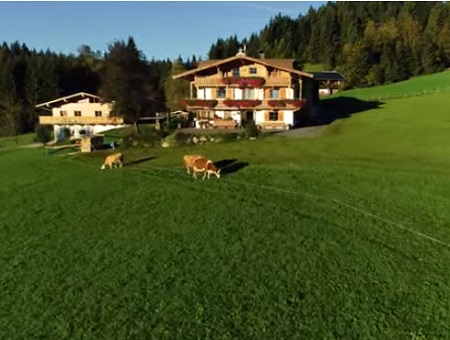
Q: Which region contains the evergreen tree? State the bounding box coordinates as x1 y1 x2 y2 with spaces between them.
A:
99 37 150 132
164 58 190 112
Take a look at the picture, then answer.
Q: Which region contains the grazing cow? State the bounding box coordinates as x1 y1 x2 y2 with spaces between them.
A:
183 154 206 174
101 152 124 170
191 158 221 179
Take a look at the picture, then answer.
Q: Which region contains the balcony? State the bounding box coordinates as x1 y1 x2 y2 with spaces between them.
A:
194 76 291 87
183 98 306 110
39 116 124 125
265 76 291 86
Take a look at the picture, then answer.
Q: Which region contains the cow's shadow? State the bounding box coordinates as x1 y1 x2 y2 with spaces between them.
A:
214 159 249 176
124 156 157 167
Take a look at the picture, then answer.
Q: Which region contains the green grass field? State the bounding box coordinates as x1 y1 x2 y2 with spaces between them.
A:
2 80 450 338
0 133 36 148
332 70 450 101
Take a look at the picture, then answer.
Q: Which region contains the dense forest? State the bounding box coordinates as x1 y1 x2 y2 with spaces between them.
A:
0 1 449 138
209 1 450 87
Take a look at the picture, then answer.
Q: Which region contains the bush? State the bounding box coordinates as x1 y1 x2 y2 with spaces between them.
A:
34 124 52 144
62 127 71 139
121 127 168 148
244 120 260 139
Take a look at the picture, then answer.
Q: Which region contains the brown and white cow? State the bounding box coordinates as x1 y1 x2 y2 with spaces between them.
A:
183 154 206 174
101 152 124 170
191 158 221 179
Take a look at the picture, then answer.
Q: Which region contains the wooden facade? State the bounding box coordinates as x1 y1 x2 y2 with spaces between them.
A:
173 52 338 130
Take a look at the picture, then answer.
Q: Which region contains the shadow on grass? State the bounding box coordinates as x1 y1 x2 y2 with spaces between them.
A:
124 156 157 167
291 96 385 129
215 159 249 176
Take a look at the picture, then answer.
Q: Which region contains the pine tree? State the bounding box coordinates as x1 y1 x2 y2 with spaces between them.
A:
164 58 190 112
99 37 149 132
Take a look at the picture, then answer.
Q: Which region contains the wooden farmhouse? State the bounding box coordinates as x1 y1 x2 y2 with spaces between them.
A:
172 49 345 130
36 92 126 140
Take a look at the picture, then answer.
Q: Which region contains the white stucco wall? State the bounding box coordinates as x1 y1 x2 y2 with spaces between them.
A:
197 89 205 99
52 101 112 117
254 110 294 126
233 88 243 99
204 88 213 99
257 89 264 100
254 110 266 125
286 88 294 99
54 124 127 140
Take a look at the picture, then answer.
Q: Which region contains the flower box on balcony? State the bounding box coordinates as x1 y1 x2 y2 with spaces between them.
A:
284 99 306 108
267 100 287 107
222 77 266 88
223 99 262 108
183 99 218 108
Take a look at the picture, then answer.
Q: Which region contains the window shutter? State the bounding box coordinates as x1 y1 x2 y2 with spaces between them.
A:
265 111 270 121
280 88 286 99
278 111 284 121
226 88 233 99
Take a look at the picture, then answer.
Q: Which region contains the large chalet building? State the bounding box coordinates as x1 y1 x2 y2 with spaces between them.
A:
173 49 344 130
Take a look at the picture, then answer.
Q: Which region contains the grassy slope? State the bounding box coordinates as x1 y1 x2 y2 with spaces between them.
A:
332 71 450 101
2 93 450 338
0 133 36 148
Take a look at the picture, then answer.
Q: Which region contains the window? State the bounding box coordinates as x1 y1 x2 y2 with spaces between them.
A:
270 88 280 98
249 67 257 75
198 110 213 120
95 111 102 117
224 112 233 120
217 87 226 98
59 110 67 117
244 88 254 99
269 111 278 121
74 111 82 117
232 68 240 77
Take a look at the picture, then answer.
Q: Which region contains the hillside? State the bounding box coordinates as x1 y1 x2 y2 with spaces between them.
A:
2 85 450 338
328 70 450 101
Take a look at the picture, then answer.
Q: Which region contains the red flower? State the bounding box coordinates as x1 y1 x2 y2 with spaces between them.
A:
267 100 287 107
222 77 266 88
223 99 262 108
185 99 218 108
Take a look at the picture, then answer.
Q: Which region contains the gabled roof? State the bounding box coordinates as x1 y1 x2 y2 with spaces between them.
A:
310 71 346 81
173 55 315 80
35 92 104 109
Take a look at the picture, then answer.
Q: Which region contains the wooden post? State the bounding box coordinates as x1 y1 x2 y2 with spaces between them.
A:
299 79 303 99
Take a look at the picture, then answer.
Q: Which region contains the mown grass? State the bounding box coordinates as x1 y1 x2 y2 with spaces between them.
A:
333 70 450 101
2 92 450 339
0 132 36 148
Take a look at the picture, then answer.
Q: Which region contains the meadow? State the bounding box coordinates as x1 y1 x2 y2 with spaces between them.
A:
331 70 450 101
2 76 450 339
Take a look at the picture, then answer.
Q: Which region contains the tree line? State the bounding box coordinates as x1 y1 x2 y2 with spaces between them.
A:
1 2 449 139
209 1 450 88
0 38 198 138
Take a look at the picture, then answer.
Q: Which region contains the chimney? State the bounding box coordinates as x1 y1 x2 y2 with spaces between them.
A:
236 46 246 56
258 50 265 59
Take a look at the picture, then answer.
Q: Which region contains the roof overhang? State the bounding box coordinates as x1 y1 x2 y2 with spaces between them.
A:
172 55 315 80
35 92 105 110
311 71 346 82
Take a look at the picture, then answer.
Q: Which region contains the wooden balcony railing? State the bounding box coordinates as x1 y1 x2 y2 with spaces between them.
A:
195 76 291 87
265 77 291 86
39 116 124 125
